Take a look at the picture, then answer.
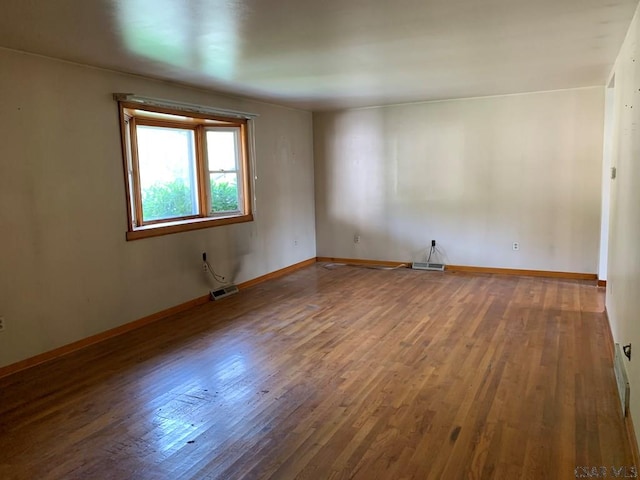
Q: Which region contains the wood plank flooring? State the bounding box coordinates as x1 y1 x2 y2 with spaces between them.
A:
0 264 634 479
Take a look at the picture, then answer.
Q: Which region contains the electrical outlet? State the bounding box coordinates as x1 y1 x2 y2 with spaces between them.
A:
203 262 209 273
0 316 5 332
354 235 361 244
432 240 436 247
512 242 519 251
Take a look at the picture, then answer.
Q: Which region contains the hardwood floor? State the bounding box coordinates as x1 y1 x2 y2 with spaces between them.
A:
0 264 634 479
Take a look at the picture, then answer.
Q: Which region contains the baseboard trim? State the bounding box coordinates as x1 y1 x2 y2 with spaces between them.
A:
0 294 210 379
598 279 607 287
316 257 409 268
316 257 597 281
445 264 597 281
237 258 316 289
603 307 616 367
0 257 316 380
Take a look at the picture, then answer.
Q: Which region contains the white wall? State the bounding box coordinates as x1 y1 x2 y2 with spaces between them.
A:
607 2 640 444
0 49 316 368
314 88 604 273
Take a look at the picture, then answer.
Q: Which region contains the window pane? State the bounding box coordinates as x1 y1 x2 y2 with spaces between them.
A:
206 130 238 171
136 125 198 222
210 173 239 212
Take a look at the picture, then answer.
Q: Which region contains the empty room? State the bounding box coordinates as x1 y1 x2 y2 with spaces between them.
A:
2 0 640 478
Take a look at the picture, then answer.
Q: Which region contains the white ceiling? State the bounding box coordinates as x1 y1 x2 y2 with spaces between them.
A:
0 0 637 110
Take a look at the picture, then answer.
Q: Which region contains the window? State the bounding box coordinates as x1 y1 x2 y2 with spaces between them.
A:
117 97 254 240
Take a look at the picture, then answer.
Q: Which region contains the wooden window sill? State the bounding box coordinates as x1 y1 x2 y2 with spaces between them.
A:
126 214 254 241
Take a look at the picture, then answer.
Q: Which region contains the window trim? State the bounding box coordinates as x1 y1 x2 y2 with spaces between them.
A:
117 100 254 241
204 126 244 217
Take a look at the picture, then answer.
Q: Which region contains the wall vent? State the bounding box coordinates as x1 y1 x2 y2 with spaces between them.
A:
210 284 239 301
412 262 445 271
614 343 630 417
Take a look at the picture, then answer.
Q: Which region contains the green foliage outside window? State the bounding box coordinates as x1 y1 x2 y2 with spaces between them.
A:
142 179 193 221
141 179 239 221
211 181 239 212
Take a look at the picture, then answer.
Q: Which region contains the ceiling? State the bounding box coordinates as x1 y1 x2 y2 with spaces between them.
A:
0 0 637 110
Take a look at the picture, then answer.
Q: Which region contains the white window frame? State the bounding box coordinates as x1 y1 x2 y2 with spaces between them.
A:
204 126 244 217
